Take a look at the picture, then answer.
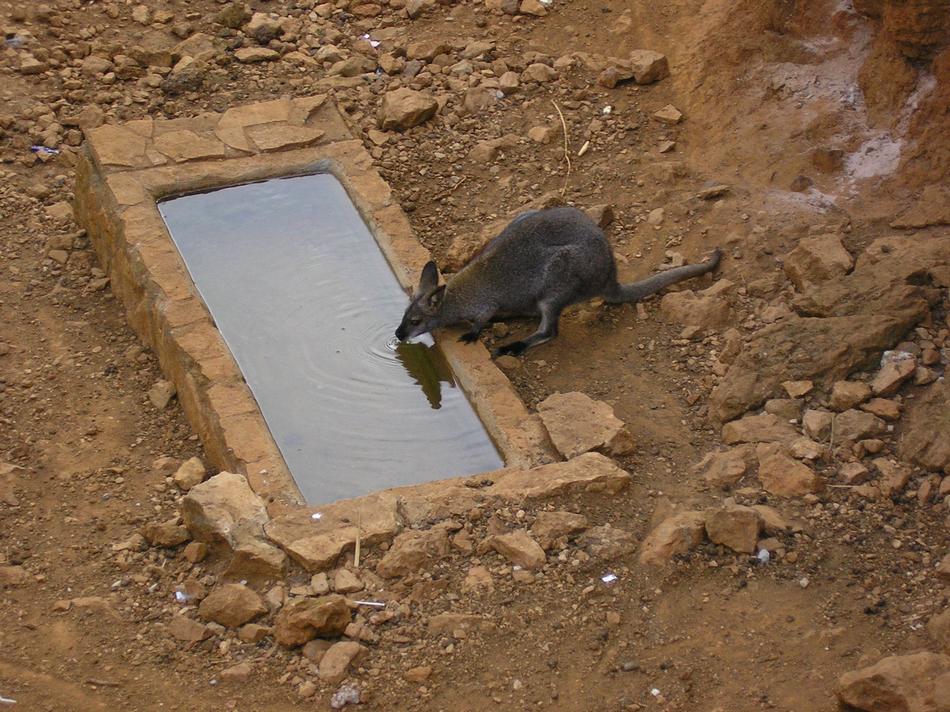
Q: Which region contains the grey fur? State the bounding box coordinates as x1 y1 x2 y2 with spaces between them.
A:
395 206 723 356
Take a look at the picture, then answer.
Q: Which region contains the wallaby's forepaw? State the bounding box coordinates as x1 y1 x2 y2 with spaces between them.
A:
493 341 527 358
458 332 480 344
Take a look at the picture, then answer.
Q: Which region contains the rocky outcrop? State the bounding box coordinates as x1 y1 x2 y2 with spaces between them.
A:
377 88 438 131
709 313 917 422
836 652 950 712
793 236 949 320
900 381 950 472
783 234 853 292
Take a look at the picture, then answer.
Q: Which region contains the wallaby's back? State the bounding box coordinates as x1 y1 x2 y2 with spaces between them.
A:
452 207 616 314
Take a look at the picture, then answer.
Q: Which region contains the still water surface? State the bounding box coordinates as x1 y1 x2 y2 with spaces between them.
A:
159 173 503 504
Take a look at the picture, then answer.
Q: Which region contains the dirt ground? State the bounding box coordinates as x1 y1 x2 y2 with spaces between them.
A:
1 0 948 710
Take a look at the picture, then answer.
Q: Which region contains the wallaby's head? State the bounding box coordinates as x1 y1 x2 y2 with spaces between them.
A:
395 260 446 341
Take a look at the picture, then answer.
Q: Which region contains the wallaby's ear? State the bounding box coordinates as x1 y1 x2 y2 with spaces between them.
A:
419 260 439 292
427 284 446 309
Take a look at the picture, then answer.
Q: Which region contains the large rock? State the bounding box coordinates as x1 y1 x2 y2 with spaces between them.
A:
462 86 500 114
81 55 114 76
173 33 217 63
938 554 950 582
319 641 367 684
490 530 546 569
873 458 913 497
900 382 950 472
142 518 190 547
704 506 762 554
639 511 706 565
273 595 351 647
659 290 732 330
244 12 282 43
198 583 267 628
929 609 950 653
173 456 207 491
628 49 669 83
521 62 557 83
871 353 917 396
803 409 834 441
710 314 918 422
721 413 797 445
783 234 854 292
487 452 631 498
378 88 438 131
530 511 588 550
462 566 494 594
756 444 823 496
376 527 450 578
234 47 279 63
168 614 211 643
180 472 269 552
577 525 636 559
830 381 873 411
224 538 288 580
468 134 518 163
836 652 950 712
405 39 452 60
694 446 756 487
537 391 634 459
834 409 886 441
0 566 31 588
217 2 252 29
793 235 949 320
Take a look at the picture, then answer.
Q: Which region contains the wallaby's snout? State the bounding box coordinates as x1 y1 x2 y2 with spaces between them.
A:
396 260 445 342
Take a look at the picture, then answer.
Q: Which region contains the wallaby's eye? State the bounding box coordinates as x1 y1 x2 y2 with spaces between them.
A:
410 317 422 326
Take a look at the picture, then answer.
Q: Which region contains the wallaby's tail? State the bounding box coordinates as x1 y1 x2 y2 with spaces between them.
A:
604 248 723 304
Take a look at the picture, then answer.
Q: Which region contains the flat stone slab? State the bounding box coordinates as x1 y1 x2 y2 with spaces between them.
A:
246 124 325 152
265 453 630 571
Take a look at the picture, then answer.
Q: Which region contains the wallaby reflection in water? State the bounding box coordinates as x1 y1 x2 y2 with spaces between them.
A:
393 341 456 409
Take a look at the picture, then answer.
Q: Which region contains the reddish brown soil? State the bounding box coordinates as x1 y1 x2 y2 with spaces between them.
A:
0 0 947 710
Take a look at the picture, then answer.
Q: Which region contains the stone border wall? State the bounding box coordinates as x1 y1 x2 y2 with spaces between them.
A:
74 95 553 515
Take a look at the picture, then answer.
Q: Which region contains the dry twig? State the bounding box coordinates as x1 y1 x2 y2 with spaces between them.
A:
433 175 468 201
354 508 362 568
551 99 571 195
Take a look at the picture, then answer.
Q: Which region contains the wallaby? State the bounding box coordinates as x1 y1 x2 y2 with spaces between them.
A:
395 206 722 357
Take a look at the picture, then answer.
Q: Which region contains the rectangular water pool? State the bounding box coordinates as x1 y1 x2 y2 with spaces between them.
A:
158 173 503 503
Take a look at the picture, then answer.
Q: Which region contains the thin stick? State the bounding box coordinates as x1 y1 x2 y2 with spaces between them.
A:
433 175 468 201
354 508 362 569
551 99 571 196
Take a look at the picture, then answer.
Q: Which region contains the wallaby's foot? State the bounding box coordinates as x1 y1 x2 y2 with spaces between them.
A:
492 340 528 357
458 331 480 344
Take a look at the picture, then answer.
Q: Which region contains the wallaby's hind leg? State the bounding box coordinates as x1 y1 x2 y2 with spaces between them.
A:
492 299 564 357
